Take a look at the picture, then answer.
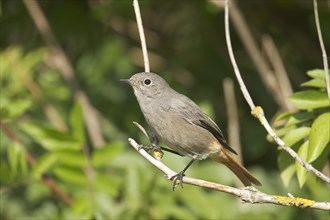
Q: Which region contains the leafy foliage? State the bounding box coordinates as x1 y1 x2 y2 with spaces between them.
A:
274 70 330 188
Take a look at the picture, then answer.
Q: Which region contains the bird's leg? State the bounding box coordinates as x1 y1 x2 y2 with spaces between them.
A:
170 158 196 191
139 131 182 158
138 131 165 158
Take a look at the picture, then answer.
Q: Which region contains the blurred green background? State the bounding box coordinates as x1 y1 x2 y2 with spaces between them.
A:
1 0 329 219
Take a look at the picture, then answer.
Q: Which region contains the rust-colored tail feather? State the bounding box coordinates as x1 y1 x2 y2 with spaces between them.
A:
210 148 261 186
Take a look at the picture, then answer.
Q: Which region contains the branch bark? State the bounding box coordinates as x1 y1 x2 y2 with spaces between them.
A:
133 0 150 72
313 0 330 100
127 137 329 210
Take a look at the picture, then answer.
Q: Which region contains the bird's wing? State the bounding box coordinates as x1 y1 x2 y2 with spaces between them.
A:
168 94 237 155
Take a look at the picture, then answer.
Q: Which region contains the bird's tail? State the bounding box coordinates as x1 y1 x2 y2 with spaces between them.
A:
210 148 261 186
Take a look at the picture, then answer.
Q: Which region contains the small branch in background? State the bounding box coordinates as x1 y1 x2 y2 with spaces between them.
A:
133 0 150 72
262 35 295 111
23 0 105 148
127 137 329 210
15 62 67 131
313 0 330 100
223 78 242 163
82 144 95 206
228 2 290 111
0 121 73 205
224 0 330 184
223 78 243 188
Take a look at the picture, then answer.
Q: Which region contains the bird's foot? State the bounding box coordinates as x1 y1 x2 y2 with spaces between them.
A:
138 144 164 159
170 171 185 191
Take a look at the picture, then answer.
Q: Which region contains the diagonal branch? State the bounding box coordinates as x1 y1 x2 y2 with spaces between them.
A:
23 0 105 148
127 137 329 210
0 121 73 205
224 0 330 184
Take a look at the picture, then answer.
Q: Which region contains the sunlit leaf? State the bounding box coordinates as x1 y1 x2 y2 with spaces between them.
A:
274 112 292 122
20 121 82 151
285 112 314 127
55 150 87 167
306 69 326 79
54 166 87 185
32 153 58 179
19 150 28 176
0 162 12 184
92 141 123 167
8 142 20 177
278 151 296 187
0 99 32 122
295 141 309 188
301 78 326 89
69 101 85 143
94 173 121 196
288 90 329 110
273 125 297 140
307 112 330 163
69 197 94 220
281 127 310 147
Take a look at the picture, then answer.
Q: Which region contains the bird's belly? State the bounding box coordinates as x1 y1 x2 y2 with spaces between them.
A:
153 119 220 160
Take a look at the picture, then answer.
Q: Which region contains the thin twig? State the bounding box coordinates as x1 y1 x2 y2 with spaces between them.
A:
313 0 330 100
0 121 73 205
262 35 295 111
223 78 242 163
223 78 243 188
224 0 330 184
224 1 255 110
228 2 289 110
133 0 150 72
15 58 67 131
23 0 105 148
127 137 329 210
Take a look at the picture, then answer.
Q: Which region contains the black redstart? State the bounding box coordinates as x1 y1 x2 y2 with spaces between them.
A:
121 72 261 189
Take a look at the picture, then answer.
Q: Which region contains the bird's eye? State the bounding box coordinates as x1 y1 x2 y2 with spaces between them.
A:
144 78 151 85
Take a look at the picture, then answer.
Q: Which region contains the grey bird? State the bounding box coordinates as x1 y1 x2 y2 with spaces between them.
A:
121 72 261 189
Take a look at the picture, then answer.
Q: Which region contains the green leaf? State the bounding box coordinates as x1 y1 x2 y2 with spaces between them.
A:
8 142 20 176
288 90 329 110
0 162 13 184
281 127 310 147
55 150 87 167
54 166 87 185
69 101 85 143
307 69 326 79
301 78 326 89
69 197 94 219
295 141 309 188
278 151 295 187
0 99 32 122
273 125 296 139
19 150 28 176
94 174 121 196
285 112 314 127
274 112 292 122
32 153 58 179
92 141 123 167
20 121 82 151
307 112 330 163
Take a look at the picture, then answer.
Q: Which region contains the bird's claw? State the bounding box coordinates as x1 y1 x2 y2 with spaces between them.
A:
170 171 185 191
138 144 164 159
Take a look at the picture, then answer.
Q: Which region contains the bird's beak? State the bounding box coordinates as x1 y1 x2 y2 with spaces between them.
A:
120 79 131 85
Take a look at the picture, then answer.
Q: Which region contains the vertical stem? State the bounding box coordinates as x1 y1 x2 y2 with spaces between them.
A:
133 0 150 72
